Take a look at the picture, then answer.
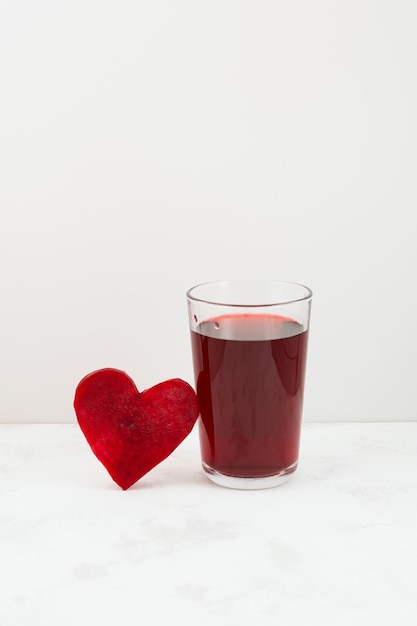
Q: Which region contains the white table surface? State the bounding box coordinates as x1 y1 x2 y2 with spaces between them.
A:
1 422 416 626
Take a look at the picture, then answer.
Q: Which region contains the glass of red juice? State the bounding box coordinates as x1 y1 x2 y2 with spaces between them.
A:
187 280 312 489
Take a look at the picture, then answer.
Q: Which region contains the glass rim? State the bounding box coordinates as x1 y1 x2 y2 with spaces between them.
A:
186 279 313 308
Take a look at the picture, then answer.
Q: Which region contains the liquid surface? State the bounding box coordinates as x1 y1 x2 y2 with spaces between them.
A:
191 314 309 478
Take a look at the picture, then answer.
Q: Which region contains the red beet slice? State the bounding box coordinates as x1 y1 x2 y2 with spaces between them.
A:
74 368 199 489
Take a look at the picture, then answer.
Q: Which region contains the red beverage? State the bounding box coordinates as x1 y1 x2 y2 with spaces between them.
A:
191 314 309 479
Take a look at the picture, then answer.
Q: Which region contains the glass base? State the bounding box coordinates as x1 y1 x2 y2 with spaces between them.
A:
202 460 298 490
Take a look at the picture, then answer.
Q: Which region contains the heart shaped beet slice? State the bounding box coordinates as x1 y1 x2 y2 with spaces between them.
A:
74 368 199 489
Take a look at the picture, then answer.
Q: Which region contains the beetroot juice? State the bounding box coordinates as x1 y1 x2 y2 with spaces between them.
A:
191 314 309 480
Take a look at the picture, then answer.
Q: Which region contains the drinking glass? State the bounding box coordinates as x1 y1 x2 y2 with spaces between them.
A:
187 279 312 489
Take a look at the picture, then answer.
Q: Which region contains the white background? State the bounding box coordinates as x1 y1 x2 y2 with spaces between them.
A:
1 0 416 423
